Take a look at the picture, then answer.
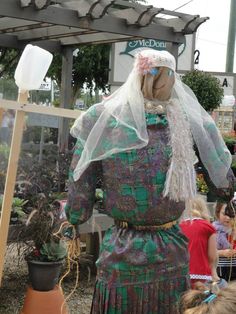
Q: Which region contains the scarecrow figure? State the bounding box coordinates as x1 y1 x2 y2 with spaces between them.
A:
65 50 232 314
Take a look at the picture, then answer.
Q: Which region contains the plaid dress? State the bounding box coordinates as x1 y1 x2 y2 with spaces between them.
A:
66 110 190 314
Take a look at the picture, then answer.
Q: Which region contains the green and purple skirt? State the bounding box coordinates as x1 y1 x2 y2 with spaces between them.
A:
90 224 190 314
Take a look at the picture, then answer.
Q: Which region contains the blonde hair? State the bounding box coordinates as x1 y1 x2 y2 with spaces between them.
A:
188 196 211 221
179 282 236 314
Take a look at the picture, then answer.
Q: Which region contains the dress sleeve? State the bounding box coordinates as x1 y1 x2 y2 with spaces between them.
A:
212 222 231 250
216 232 231 250
65 139 101 225
203 220 216 237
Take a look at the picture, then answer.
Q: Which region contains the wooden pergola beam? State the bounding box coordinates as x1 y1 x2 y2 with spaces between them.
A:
0 0 185 45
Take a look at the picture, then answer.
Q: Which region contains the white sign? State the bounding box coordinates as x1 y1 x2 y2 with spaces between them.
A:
177 35 194 71
215 75 235 96
38 81 51 91
110 35 194 86
221 95 235 106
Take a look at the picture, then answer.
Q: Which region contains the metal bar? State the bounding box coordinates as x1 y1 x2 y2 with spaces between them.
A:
226 0 236 73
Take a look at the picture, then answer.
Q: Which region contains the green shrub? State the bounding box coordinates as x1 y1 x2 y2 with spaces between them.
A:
182 70 224 112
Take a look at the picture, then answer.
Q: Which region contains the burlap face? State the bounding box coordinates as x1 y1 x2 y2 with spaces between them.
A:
153 67 175 101
141 67 175 101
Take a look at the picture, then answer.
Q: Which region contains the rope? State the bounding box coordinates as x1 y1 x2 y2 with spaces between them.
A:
54 221 81 314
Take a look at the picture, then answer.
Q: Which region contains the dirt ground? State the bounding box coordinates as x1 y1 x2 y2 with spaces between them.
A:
0 244 95 314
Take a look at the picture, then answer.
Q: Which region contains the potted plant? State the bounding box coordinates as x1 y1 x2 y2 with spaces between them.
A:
19 194 67 291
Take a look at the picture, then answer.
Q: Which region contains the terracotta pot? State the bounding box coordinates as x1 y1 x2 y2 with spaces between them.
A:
27 259 63 291
21 285 68 314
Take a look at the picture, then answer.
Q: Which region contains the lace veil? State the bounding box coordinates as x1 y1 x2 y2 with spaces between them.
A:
71 49 231 195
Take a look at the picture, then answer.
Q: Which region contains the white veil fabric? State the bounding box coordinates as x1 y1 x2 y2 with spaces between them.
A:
70 58 149 178
174 76 232 188
70 49 232 200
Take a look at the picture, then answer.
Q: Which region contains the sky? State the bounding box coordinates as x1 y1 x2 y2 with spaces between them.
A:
146 0 235 73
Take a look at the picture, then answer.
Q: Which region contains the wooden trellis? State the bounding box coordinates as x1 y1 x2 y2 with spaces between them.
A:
0 98 80 285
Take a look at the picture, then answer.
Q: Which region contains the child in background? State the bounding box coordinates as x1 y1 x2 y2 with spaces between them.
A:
180 197 219 287
213 202 236 281
179 281 236 314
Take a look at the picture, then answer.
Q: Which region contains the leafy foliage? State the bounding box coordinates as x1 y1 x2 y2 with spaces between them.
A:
222 131 236 146
181 70 224 112
222 131 236 155
40 240 67 261
196 173 209 194
0 48 20 79
47 44 111 106
0 143 72 205
231 159 236 171
19 194 67 262
0 78 18 100
0 195 28 224
0 143 10 158
73 45 110 92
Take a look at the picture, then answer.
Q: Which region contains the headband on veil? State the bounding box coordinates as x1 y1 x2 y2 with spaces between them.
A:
71 49 231 199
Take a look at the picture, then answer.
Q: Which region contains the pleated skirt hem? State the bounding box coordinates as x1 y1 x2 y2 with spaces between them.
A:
90 275 189 314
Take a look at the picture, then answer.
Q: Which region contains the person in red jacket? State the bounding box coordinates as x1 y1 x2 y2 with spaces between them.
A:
180 196 219 288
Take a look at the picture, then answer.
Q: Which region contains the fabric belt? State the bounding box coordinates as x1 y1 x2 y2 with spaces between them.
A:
115 219 177 231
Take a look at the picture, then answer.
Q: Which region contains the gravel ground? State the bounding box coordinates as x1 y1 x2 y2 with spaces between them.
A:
0 244 95 314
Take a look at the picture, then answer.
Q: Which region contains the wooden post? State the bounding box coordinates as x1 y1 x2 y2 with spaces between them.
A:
0 92 28 285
